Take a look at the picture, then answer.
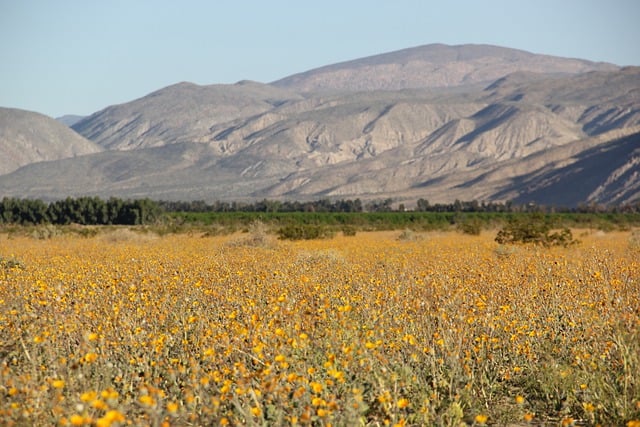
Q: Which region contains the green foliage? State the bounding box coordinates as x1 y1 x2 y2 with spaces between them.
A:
0 197 163 226
2 196 640 234
495 214 578 247
170 210 640 232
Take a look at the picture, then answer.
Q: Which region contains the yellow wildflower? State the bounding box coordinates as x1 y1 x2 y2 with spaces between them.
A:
69 414 86 426
475 414 488 425
310 381 323 393
397 398 410 409
139 395 155 406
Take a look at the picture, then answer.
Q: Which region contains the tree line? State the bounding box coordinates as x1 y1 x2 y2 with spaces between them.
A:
158 198 365 213
0 197 162 225
158 198 640 214
157 198 516 213
1 196 639 226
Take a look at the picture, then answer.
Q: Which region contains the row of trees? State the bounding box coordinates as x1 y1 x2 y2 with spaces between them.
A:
1 196 639 226
158 198 519 213
0 197 162 225
158 199 365 213
160 198 640 214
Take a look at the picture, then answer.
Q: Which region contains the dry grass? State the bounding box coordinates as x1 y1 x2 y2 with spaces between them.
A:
397 228 422 242
0 230 638 426
98 227 158 243
223 221 277 249
629 229 640 250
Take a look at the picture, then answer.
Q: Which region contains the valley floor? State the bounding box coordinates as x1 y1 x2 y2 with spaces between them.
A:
1 230 639 425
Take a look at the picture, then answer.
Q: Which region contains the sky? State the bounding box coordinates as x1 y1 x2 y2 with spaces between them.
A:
1 0 639 118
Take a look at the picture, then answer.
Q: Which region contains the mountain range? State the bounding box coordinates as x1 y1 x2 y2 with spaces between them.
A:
1 43 639 207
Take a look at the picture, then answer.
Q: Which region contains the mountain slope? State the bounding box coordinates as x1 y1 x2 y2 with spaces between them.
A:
1 45 638 206
72 81 303 150
496 131 640 206
272 43 618 92
484 66 640 136
2 76 637 205
0 107 102 175
0 142 286 201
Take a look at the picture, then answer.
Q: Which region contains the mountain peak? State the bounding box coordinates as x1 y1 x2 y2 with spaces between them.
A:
272 43 618 92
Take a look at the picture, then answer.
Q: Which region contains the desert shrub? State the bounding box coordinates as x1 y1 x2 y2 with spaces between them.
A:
495 214 577 247
225 221 276 248
98 228 158 243
341 225 357 237
397 229 421 241
201 224 235 237
0 256 25 270
295 248 346 268
493 244 518 259
277 224 334 240
456 217 483 235
70 226 100 238
544 227 578 247
630 229 640 250
30 224 63 240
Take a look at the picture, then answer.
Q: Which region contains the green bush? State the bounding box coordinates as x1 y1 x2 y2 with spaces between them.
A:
341 225 357 236
495 214 577 247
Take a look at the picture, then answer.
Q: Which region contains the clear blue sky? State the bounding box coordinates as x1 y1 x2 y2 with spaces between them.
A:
1 0 639 118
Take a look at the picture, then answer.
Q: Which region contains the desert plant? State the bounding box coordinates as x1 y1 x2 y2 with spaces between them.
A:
0 256 25 270
456 217 482 235
225 221 276 248
30 224 63 240
295 248 346 268
98 227 158 243
277 224 334 240
629 229 640 250
493 244 518 259
397 228 421 241
495 215 577 247
201 224 236 237
341 225 357 237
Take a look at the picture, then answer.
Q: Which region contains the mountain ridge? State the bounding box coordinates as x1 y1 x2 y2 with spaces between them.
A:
0 107 102 175
272 43 618 92
1 43 638 207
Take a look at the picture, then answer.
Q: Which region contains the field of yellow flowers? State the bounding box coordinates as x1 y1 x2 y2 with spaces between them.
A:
1 228 639 426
